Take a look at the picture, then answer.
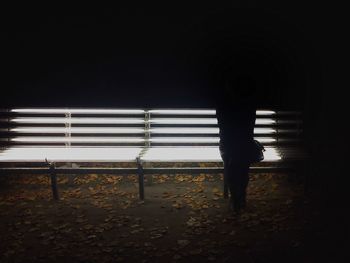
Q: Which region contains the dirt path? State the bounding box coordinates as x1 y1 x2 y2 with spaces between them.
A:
0 173 335 262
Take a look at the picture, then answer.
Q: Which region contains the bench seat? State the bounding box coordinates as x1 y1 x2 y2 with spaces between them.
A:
0 146 283 164
140 146 281 162
0 147 143 163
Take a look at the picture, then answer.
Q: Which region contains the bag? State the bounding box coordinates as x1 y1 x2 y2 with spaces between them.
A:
249 139 265 163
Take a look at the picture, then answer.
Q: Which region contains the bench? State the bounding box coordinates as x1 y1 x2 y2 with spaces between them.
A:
0 108 307 200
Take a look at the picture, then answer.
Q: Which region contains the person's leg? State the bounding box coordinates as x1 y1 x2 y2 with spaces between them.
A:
227 161 250 212
220 148 230 199
239 162 250 209
226 160 239 211
224 157 235 208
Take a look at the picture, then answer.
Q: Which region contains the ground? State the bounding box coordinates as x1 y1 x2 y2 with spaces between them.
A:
0 171 342 263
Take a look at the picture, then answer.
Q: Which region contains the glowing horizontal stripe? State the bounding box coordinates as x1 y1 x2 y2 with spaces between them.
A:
150 137 219 143
149 137 276 143
149 109 216 115
150 118 275 125
10 127 276 135
0 147 281 162
150 118 218 124
255 119 276 124
11 127 145 134
11 118 144 124
11 109 144 114
10 109 276 116
256 110 276 115
254 128 276 134
0 147 142 161
142 147 221 161
150 128 219 134
141 147 281 161
255 138 276 143
148 110 275 115
10 116 276 125
150 128 275 134
11 137 144 143
0 146 281 161
9 136 276 143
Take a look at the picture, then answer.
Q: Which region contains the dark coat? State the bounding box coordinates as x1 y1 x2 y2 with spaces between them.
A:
216 94 257 161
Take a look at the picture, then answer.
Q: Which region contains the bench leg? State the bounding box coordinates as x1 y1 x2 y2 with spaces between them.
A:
138 171 145 200
50 168 59 201
136 157 145 200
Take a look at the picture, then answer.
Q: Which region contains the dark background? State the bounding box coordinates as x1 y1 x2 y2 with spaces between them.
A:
1 0 348 249
1 2 328 109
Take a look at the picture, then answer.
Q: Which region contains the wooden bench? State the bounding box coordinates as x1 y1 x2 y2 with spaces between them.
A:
0 108 307 200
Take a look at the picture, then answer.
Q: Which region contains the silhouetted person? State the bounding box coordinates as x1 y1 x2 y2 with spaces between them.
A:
216 73 257 213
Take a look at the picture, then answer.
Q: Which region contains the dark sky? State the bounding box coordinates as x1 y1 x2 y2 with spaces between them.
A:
0 2 343 109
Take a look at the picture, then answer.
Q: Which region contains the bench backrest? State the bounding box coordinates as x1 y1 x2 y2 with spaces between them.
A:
0 108 303 152
0 109 146 147
146 109 302 147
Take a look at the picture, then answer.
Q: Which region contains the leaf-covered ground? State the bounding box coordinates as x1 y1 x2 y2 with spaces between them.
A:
0 172 334 262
